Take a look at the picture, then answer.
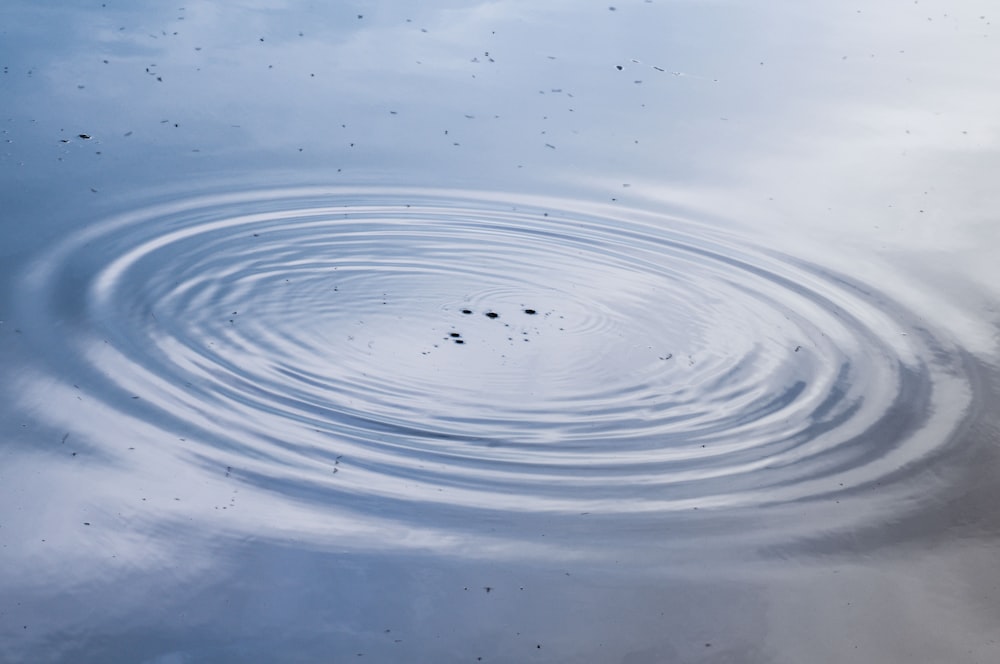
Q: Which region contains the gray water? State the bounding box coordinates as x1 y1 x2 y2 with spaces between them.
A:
2 2 999 663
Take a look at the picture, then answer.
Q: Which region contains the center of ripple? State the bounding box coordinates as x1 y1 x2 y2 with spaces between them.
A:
105 200 726 448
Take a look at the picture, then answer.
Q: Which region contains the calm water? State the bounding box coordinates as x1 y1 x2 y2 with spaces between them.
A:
2 2 999 663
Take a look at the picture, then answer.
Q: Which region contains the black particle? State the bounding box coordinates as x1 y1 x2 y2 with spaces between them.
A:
454 339 464 344
449 332 461 338
523 308 536 315
461 309 472 314
616 65 623 70
485 312 499 319
78 133 91 139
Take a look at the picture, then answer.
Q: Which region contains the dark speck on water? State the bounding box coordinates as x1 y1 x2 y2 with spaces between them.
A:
523 308 536 315
485 312 499 319
461 309 472 314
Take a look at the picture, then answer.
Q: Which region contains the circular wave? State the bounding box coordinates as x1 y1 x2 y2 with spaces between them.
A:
13 187 973 526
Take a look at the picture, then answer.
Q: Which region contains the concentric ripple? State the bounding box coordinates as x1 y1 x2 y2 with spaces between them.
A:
13 187 974 526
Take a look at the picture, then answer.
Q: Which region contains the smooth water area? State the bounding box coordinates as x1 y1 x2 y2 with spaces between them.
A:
2 2 999 662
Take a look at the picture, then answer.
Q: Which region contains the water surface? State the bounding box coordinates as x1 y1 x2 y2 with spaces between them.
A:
2 1 999 662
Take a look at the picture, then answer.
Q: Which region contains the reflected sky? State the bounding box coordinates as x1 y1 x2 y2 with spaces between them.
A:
2 1 1000 662
4 1 998 320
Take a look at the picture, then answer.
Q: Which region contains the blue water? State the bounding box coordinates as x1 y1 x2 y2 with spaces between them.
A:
2 2 999 662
